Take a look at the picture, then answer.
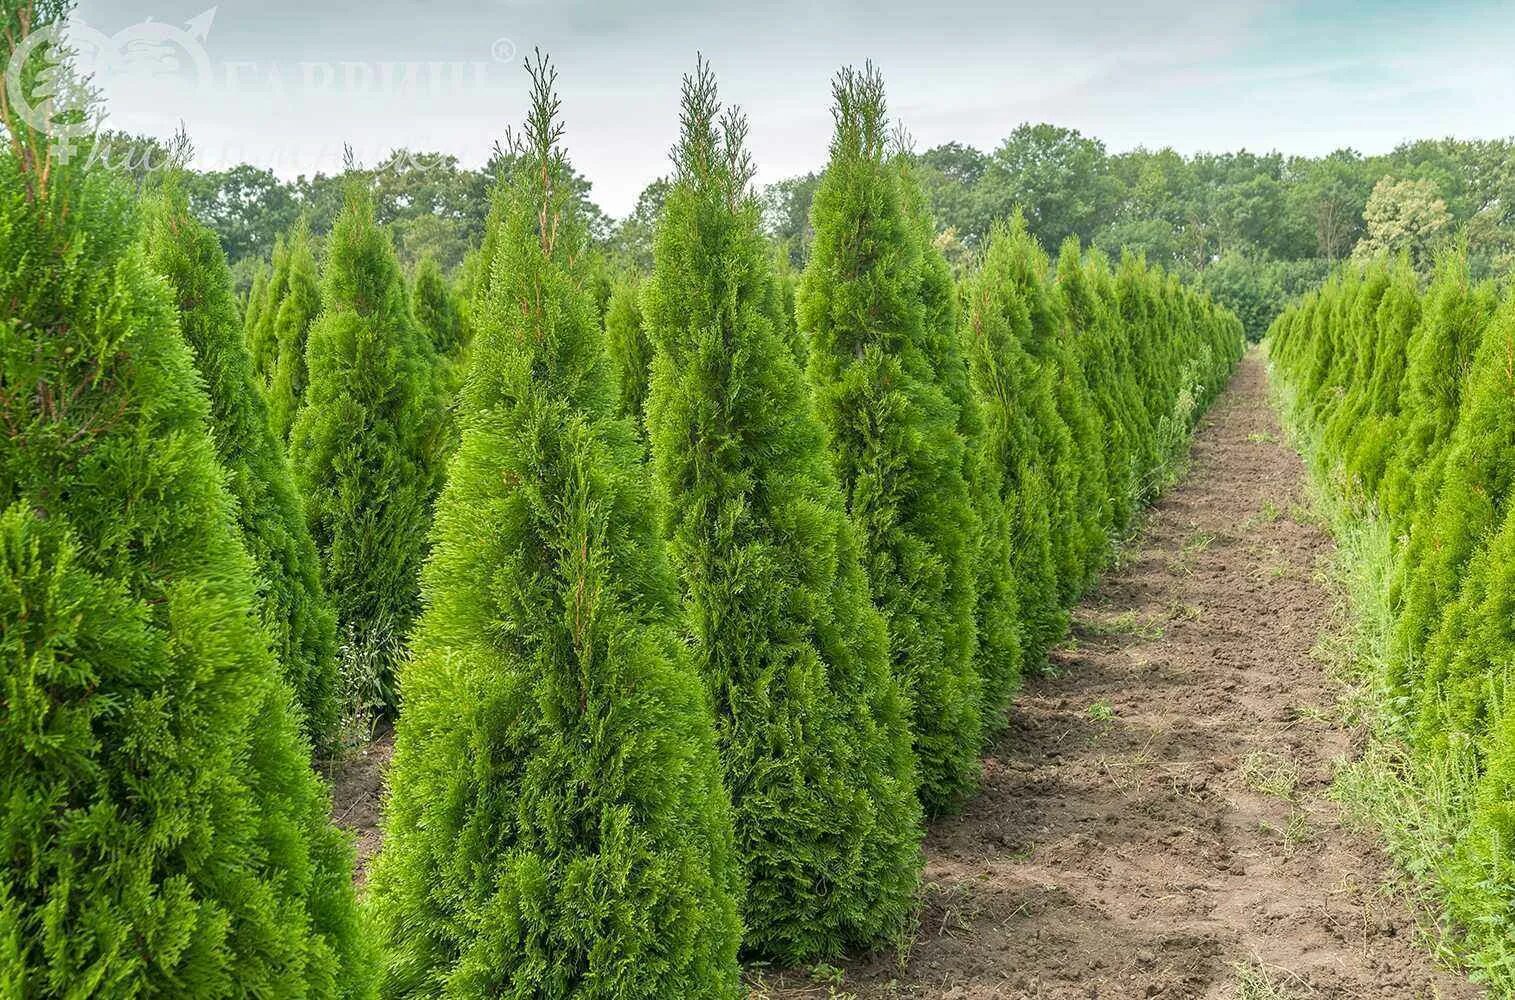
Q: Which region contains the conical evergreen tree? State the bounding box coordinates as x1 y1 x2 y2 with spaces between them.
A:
366 54 743 1000
642 61 922 962
267 218 322 442
1057 239 1130 542
997 217 1085 603
244 261 270 343
798 64 982 814
1342 259 1419 497
603 270 652 436
0 12 367 993
965 219 1068 671
765 246 805 365
1377 251 1498 528
410 253 465 359
898 153 1020 739
1393 288 1515 735
141 184 341 751
290 185 443 717
247 233 289 392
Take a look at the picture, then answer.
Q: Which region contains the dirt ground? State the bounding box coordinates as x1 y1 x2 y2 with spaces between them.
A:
755 354 1479 999
333 354 1478 998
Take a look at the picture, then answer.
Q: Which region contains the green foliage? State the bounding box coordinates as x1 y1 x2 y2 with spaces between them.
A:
1332 259 1420 496
244 261 269 342
1393 290 1515 734
1196 253 1332 342
603 271 652 435
1268 246 1515 985
0 114 368 997
247 233 290 390
141 185 341 752
410 254 464 358
900 155 1021 738
964 220 1068 667
983 124 1123 254
267 219 322 442
643 62 922 962
798 65 983 815
366 54 742 999
290 185 444 716
1353 176 1452 268
1376 252 1498 529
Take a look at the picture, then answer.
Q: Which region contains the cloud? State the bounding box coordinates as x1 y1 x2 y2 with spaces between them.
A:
71 0 1515 216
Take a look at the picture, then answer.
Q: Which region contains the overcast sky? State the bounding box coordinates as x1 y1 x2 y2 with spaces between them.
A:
68 0 1515 217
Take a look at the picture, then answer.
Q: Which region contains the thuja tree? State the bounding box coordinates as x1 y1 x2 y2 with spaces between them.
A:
0 15 368 993
1419 499 1515 756
604 270 652 435
642 61 922 962
1317 263 1390 481
765 247 804 365
1090 251 1155 506
1342 259 1420 496
1377 251 1498 529
900 154 1020 738
141 185 341 750
1393 288 1515 735
996 216 1087 602
247 233 290 391
799 64 983 814
965 218 1068 670
290 185 444 717
411 253 465 358
267 219 322 442
1056 239 1134 539
365 54 743 999
244 261 269 343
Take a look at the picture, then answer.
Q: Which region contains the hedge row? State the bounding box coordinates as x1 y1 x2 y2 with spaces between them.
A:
1268 251 1515 983
1 30 1242 1000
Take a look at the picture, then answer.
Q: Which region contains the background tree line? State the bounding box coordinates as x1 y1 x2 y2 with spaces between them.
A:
107 124 1514 346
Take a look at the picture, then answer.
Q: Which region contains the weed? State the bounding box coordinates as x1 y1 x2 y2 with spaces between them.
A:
1240 749 1300 800
1231 958 1310 998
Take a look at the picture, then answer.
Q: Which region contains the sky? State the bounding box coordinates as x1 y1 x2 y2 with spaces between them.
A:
63 0 1515 217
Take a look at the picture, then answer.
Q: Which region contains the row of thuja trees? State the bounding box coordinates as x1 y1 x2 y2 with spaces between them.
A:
1 10 1241 995
371 58 1242 992
1268 254 1515 985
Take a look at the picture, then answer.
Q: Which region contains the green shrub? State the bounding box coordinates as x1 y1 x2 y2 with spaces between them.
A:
900 156 1020 738
1395 289 1515 739
642 61 921 962
244 260 269 343
267 219 322 442
0 50 368 995
410 253 464 358
1377 252 1498 529
798 64 983 814
964 219 1067 670
141 185 340 751
290 185 444 716
247 232 289 391
1342 260 1420 496
1057 240 1135 537
1267 246 1515 988
995 219 1096 600
365 54 743 1000
603 270 652 436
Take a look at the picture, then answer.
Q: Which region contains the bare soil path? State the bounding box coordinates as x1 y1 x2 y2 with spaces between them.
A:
334 354 1477 998
756 354 1478 999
